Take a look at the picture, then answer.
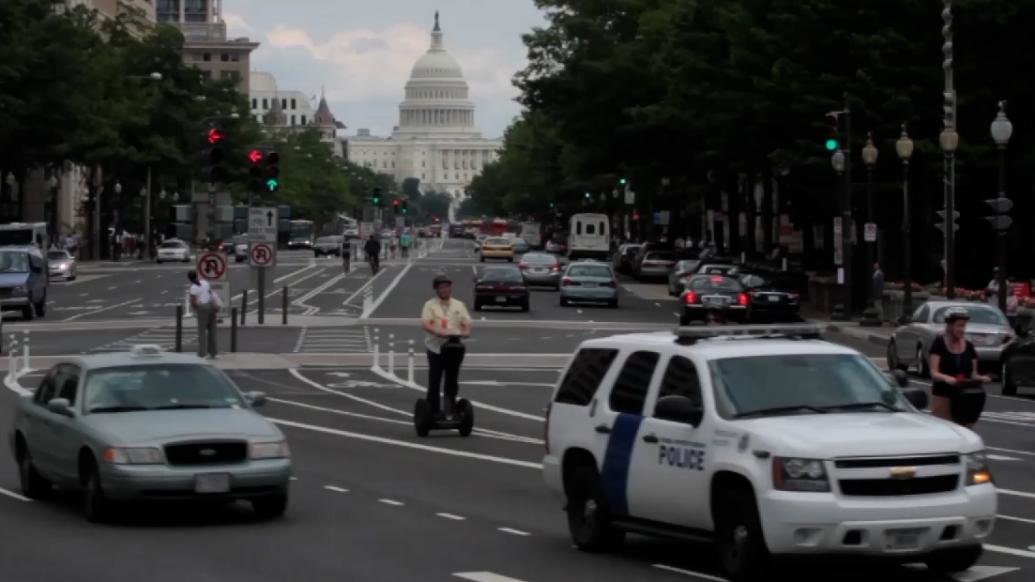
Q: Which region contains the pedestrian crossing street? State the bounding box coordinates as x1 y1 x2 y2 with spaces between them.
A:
293 327 370 353
88 326 189 353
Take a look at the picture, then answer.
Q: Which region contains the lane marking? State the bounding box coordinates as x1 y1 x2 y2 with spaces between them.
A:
269 417 542 470
437 512 466 521
0 486 31 503
998 513 1035 526
983 543 1035 559
292 327 308 353
294 272 348 315
229 263 318 304
323 485 350 493
288 368 409 417
453 573 528 582
652 564 728 582
378 498 404 506
362 262 414 318
987 454 1022 462
64 298 139 321
988 446 1035 457
497 527 530 537
998 488 1035 500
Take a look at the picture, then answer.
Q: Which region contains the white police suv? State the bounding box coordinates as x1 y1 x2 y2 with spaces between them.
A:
542 325 996 581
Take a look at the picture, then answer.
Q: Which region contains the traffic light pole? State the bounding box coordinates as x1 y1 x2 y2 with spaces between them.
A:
841 103 854 316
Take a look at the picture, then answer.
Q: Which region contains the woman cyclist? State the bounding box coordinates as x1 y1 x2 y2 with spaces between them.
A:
928 307 992 427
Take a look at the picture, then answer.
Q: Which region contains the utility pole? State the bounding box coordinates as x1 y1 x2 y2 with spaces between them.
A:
940 0 960 298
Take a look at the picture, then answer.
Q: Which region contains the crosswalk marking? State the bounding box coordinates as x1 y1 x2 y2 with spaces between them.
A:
293 326 370 353
88 326 189 353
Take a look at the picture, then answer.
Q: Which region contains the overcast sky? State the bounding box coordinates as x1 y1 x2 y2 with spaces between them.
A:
224 0 547 138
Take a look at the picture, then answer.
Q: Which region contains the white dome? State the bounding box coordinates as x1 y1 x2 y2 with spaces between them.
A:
410 50 463 80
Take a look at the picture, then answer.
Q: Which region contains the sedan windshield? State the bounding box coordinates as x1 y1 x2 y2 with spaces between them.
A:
932 306 1007 326
84 365 244 413
48 251 71 260
481 268 522 282
485 238 510 246
688 275 742 292
709 354 908 419
317 236 343 244
160 241 185 249
523 253 557 265
0 251 30 273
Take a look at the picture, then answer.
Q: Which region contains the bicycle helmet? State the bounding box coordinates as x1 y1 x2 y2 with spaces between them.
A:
432 275 452 289
943 306 970 323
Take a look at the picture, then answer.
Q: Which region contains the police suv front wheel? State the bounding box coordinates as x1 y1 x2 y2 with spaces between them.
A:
715 488 770 581
566 465 624 552
924 544 982 574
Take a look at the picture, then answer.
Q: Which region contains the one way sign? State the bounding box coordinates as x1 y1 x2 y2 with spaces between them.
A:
249 207 278 243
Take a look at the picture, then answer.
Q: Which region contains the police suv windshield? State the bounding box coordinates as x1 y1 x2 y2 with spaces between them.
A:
709 354 908 419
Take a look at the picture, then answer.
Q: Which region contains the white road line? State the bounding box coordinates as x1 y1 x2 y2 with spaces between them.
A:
0 486 31 503
378 498 404 506
652 564 727 581
654 302 662 307
268 396 411 426
998 514 1035 526
984 543 1035 559
453 573 528 582
64 298 139 321
362 262 414 318
269 417 542 470
437 512 466 521
290 476 298 481
288 368 409 417
107 286 117 290
987 454 1022 462
988 446 1035 457
998 488 1035 500
229 263 318 304
497 527 530 537
323 485 349 493
294 272 347 315
292 327 308 353
160 290 168 295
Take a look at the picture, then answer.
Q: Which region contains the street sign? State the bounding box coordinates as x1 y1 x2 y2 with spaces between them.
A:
248 207 278 243
360 222 374 239
249 242 276 267
196 251 228 281
864 222 877 242
984 215 1014 231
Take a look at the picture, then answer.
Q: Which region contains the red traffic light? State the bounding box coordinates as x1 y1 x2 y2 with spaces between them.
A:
207 128 225 145
393 199 401 208
248 149 264 164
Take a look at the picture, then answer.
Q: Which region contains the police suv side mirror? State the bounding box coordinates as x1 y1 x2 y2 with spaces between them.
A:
654 395 704 427
902 388 928 410
892 369 910 389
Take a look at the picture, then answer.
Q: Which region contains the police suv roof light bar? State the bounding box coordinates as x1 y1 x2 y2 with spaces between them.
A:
673 324 823 344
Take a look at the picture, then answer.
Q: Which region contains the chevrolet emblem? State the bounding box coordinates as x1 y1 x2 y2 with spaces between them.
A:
889 466 917 479
199 448 217 457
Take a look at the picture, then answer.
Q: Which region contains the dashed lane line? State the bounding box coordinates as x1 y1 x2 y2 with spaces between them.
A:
378 498 405 507
988 446 1035 457
497 527 530 537
64 298 140 321
998 514 1035 526
0 486 31 503
652 564 727 582
984 543 1035 560
436 513 466 521
453 573 528 582
323 485 350 493
998 488 1035 500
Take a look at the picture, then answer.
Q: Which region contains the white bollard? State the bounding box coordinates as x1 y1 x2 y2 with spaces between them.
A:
7 333 17 379
387 334 396 375
407 340 415 384
372 329 381 369
22 330 30 373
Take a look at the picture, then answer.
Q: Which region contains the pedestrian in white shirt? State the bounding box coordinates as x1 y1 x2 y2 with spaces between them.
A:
187 270 220 358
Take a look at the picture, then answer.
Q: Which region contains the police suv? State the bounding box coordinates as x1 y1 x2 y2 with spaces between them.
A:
542 325 996 581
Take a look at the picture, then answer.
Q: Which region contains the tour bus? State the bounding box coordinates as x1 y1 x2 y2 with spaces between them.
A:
288 219 316 249
566 213 610 260
0 222 49 249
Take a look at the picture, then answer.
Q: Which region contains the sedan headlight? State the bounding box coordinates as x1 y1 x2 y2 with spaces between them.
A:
250 441 290 460
102 446 165 465
773 457 830 492
56 262 69 271
965 451 993 485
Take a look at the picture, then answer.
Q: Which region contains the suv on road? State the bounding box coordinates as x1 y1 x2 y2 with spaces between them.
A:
543 325 996 581
0 246 48 320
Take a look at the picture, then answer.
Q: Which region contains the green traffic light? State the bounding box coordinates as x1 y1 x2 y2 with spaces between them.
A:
825 138 839 151
266 178 279 191
619 178 627 185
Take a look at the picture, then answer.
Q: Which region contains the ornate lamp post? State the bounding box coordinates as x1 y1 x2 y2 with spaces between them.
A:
896 125 915 323
989 100 1014 313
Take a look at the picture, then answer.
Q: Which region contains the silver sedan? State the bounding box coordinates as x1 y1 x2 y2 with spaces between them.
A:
47 249 77 280
887 301 1013 376
8 347 291 522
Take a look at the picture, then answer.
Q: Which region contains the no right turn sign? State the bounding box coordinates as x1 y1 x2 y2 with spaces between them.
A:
249 242 276 267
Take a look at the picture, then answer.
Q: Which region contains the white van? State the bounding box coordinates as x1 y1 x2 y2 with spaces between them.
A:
0 222 48 249
567 213 610 260
520 222 542 248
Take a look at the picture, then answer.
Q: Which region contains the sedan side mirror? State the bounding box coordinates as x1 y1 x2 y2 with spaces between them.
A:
245 391 268 408
654 395 704 427
901 388 929 410
46 398 75 418
892 369 910 389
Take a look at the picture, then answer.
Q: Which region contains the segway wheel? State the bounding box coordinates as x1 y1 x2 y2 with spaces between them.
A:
457 399 474 437
413 399 432 437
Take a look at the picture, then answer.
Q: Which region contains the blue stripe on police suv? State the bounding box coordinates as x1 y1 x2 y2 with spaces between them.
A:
600 413 644 515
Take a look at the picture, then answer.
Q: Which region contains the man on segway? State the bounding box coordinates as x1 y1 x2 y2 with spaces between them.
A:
421 275 472 422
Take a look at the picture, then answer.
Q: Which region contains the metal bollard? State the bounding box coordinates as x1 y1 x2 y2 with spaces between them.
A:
231 307 238 353
388 334 395 375
175 305 184 353
241 289 248 326
22 330 29 372
407 340 415 384
282 286 289 325
372 328 380 369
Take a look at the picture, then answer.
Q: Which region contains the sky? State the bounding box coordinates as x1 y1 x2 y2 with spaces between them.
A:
223 0 548 138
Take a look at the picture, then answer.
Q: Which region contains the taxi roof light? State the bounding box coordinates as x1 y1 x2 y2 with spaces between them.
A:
130 344 164 357
673 324 823 344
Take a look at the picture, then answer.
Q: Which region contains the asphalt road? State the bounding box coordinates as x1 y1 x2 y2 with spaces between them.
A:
1 238 1033 582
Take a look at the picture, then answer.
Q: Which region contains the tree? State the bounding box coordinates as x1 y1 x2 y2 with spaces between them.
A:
270 129 354 227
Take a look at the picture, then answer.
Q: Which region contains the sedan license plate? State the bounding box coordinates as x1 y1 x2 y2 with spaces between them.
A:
767 295 780 303
704 297 726 307
885 528 923 550
495 296 507 303
194 473 230 494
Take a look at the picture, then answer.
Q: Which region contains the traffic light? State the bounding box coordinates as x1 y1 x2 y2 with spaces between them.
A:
619 177 628 186
392 198 401 213
372 187 382 206
264 151 280 193
202 125 227 182
248 148 265 194
401 200 409 214
824 114 840 151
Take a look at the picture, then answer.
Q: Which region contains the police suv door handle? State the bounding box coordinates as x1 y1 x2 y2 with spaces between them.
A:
642 433 659 443
594 424 612 434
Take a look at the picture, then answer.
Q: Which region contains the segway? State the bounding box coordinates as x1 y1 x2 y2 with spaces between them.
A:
414 335 474 437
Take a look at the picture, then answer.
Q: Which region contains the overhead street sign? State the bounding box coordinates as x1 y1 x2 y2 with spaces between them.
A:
249 242 276 267
197 251 228 281
249 206 278 243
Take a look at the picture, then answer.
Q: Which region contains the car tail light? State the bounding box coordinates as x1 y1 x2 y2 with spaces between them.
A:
684 291 699 305
603 280 618 288
561 277 579 286
738 292 750 306
550 265 560 272
518 262 528 270
789 292 800 301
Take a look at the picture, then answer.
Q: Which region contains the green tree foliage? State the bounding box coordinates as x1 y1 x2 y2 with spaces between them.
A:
270 129 354 226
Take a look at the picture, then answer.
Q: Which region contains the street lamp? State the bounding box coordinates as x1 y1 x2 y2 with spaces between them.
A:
896 124 915 323
860 132 880 325
990 100 1014 313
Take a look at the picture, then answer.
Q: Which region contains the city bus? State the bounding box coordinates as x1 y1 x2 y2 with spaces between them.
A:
288 219 316 249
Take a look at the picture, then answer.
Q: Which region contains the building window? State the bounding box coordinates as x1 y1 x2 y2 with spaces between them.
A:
262 98 268 109
422 173 426 180
202 53 211 62
231 54 240 62
291 115 296 126
256 115 262 124
301 115 307 125
391 162 395 169
291 98 296 110
221 53 229 62
251 98 257 109
281 99 287 109
421 161 425 168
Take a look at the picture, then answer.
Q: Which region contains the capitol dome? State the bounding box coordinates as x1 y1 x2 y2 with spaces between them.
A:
395 12 480 137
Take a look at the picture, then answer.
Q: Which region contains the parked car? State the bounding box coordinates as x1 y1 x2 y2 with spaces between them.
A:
613 243 643 274
155 239 191 263
47 249 77 281
474 266 529 312
630 242 673 275
678 274 749 325
559 261 619 308
635 250 678 280
8 346 291 521
739 269 801 322
479 237 514 262
342 227 360 239
233 236 249 263
0 246 48 320
518 252 562 289
313 235 344 257
667 259 700 296
545 239 567 255
887 301 1012 376
511 237 531 255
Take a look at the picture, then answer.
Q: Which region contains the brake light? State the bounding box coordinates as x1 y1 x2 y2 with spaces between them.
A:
789 292 800 301
518 262 528 270
684 291 699 305
738 292 750 306
550 265 560 272
562 277 579 286
603 280 617 288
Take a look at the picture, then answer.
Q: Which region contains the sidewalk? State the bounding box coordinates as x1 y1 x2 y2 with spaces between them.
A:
822 320 893 346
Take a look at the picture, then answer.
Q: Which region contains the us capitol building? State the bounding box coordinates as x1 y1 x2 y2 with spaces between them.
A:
343 13 502 202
